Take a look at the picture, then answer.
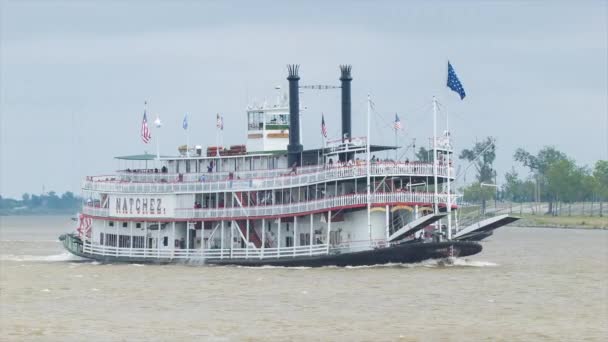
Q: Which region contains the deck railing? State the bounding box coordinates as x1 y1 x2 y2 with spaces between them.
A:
83 162 453 194
81 240 331 260
81 191 451 219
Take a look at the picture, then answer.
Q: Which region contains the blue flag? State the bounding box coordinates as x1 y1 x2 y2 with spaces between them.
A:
447 61 466 100
182 113 188 130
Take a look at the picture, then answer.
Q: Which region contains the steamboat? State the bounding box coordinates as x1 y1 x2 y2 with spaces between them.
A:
60 65 519 266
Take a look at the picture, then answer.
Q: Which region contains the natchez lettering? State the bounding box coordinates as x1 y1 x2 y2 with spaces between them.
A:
114 197 166 215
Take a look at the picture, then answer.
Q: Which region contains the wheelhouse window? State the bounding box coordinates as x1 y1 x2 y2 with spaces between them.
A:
248 111 264 130
265 114 288 128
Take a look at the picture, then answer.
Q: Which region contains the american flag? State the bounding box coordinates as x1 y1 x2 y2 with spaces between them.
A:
393 113 402 131
216 113 224 130
141 105 151 143
321 113 328 138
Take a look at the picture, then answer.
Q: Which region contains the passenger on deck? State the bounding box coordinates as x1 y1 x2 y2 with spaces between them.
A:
289 162 297 175
161 166 168 173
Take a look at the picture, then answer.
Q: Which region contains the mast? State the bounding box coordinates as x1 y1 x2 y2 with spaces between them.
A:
446 109 452 240
394 122 398 160
366 94 372 245
432 97 439 236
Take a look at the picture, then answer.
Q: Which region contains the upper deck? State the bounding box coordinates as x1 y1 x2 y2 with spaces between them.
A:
83 161 454 194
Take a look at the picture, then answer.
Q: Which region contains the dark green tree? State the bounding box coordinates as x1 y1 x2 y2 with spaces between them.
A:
514 146 568 214
593 160 608 216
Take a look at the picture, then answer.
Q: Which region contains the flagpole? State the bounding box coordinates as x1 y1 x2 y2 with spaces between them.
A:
366 94 372 246
156 129 160 159
216 123 220 171
394 126 398 161
155 112 160 160
186 130 190 157
445 59 451 239
432 96 439 237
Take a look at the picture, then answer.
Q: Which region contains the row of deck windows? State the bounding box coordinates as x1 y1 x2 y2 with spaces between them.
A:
107 221 142 228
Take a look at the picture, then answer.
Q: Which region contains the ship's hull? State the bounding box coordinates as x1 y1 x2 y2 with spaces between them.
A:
60 234 482 267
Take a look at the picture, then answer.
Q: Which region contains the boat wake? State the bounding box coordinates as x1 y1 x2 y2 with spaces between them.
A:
425 258 499 268
0 252 86 263
340 258 499 269
208 259 499 269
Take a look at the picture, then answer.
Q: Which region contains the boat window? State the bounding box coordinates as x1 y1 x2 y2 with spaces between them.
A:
248 111 265 130
133 236 144 248
119 235 131 248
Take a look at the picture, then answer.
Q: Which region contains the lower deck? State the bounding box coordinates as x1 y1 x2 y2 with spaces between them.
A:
61 233 482 266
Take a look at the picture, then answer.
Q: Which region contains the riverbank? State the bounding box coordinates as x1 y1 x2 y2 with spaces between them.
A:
0 209 77 216
515 214 608 230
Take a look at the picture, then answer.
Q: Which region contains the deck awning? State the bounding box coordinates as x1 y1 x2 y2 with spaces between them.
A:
114 153 172 161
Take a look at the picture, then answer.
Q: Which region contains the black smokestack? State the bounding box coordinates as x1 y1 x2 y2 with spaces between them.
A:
287 64 303 166
340 65 352 143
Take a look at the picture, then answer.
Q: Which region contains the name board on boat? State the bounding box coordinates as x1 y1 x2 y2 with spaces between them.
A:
109 195 175 218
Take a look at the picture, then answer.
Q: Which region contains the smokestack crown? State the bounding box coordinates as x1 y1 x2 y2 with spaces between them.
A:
288 64 300 80
340 65 352 81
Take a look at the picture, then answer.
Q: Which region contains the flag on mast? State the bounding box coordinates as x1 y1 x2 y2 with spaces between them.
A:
393 113 402 131
182 113 188 130
447 61 466 100
216 113 224 130
321 113 328 138
141 104 151 143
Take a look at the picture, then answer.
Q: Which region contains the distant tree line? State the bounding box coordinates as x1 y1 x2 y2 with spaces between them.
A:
0 191 82 215
506 147 606 216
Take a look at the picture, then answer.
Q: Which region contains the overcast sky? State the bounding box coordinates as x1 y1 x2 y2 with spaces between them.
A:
1 0 606 198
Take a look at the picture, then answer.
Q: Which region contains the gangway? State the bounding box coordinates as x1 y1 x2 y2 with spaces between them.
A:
453 214 520 241
388 213 447 242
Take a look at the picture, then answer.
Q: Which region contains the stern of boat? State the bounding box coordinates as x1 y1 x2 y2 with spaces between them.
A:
60 233 86 257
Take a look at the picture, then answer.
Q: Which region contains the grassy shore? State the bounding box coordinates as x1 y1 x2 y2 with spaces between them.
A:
515 214 607 229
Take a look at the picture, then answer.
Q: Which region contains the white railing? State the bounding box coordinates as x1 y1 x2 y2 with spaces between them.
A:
81 241 329 260
82 191 450 219
83 162 453 194
111 163 330 183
